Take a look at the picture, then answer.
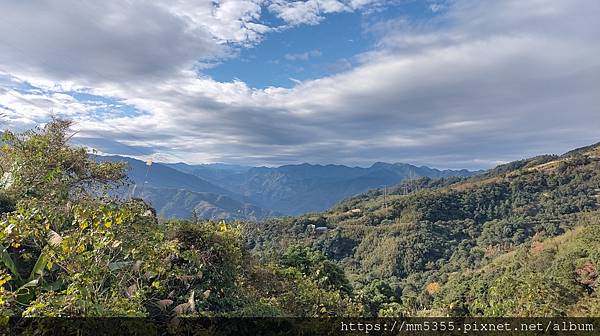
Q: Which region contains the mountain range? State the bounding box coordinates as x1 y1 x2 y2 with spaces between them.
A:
244 142 600 317
97 155 480 219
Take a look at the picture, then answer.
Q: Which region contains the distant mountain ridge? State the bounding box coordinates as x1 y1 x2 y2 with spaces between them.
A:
165 161 481 215
99 156 235 197
95 156 274 220
96 155 480 219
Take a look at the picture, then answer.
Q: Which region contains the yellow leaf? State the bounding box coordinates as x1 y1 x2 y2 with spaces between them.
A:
0 275 11 286
426 282 442 295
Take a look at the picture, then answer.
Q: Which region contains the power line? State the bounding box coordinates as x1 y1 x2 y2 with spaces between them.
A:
0 46 190 201
0 40 190 164
0 87 52 116
0 83 162 199
0 85 158 162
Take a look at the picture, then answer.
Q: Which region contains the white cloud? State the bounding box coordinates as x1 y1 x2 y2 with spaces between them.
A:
173 0 270 44
0 0 599 169
284 50 323 61
0 85 104 130
268 0 344 25
0 0 276 86
267 0 380 25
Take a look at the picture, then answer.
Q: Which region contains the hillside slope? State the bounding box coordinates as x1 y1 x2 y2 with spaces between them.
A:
245 143 600 316
138 186 279 220
436 219 600 316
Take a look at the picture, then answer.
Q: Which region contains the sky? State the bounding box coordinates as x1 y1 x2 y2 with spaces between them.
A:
0 0 598 169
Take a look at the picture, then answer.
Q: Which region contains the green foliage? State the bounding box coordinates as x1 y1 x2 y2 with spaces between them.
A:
233 245 363 317
0 119 362 318
149 219 247 316
245 142 600 317
437 222 600 317
378 302 407 317
279 245 352 295
360 279 401 316
3 119 600 318
2 197 172 316
0 119 126 202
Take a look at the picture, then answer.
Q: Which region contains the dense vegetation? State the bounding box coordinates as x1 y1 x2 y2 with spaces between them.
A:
245 143 600 317
0 120 360 319
1 120 599 319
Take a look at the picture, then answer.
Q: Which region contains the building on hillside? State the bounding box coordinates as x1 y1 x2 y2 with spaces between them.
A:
315 226 328 234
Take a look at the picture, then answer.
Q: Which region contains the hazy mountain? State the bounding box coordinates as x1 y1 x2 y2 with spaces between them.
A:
167 161 480 215
95 156 274 220
99 156 234 196
97 156 479 218
136 186 279 220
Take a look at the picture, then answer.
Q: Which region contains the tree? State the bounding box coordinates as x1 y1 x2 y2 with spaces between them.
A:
0 119 170 316
0 118 126 202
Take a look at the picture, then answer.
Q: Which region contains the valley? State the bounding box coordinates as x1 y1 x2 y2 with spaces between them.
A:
99 155 479 219
1 121 599 320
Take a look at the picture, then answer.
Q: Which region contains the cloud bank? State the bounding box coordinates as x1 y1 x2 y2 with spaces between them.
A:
0 0 599 169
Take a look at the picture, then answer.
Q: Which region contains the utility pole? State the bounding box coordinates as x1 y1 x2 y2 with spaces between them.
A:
139 159 153 196
130 184 137 200
383 186 388 210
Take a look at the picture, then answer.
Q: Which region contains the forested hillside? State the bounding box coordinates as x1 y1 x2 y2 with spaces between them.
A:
137 186 279 220
1 120 599 319
245 144 600 316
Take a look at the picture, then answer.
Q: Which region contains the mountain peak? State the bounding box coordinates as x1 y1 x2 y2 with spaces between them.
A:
370 162 393 169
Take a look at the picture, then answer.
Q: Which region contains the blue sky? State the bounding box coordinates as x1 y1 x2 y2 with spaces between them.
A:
205 12 367 88
0 0 598 169
206 1 440 88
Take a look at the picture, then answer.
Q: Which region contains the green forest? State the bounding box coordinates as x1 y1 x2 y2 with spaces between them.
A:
1 120 600 319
